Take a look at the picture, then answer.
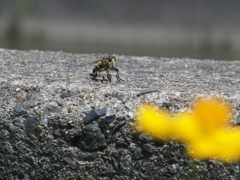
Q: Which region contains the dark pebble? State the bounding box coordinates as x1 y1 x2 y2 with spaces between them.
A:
133 147 144 160
0 75 8 78
121 97 127 103
138 134 151 142
116 140 129 148
167 165 177 174
60 92 72 98
98 165 115 177
168 152 179 164
25 117 37 136
137 90 159 97
63 157 78 170
14 104 25 115
111 121 126 136
43 148 54 157
138 86 149 88
53 129 61 137
28 99 36 107
78 151 96 161
104 93 111 97
99 114 116 130
81 124 105 150
8 123 19 131
112 156 118 170
83 108 107 124
42 104 59 124
45 104 59 112
0 99 4 108
133 71 142 74
102 81 109 84
43 104 59 118
143 144 155 154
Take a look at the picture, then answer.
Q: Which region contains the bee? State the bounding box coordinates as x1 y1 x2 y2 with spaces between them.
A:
90 56 124 82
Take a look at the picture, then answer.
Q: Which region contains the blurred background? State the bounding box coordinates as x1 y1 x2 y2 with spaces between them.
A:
0 0 240 60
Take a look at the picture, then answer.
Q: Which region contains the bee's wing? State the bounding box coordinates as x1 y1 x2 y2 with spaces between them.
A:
93 60 102 64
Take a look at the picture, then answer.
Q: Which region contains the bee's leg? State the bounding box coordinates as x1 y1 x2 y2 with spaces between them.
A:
107 74 112 82
90 69 104 82
90 69 98 81
95 68 108 82
90 73 97 80
113 68 124 82
106 69 112 82
90 67 98 77
98 72 108 82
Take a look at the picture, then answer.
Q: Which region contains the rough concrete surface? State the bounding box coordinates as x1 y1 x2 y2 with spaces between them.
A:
0 49 240 179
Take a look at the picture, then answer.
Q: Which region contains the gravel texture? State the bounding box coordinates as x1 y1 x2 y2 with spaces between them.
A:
0 49 240 179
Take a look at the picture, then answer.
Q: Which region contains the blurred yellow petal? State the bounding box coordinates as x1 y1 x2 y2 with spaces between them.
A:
194 98 231 129
188 129 240 163
174 113 202 142
136 104 173 140
134 98 240 163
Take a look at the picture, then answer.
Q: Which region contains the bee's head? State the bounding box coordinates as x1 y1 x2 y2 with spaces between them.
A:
108 56 116 63
108 56 117 66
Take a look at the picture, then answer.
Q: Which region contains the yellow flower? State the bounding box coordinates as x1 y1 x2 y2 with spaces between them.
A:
135 98 240 163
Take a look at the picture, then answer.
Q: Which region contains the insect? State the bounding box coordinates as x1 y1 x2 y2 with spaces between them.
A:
90 56 124 82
